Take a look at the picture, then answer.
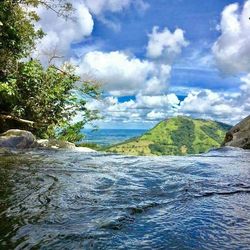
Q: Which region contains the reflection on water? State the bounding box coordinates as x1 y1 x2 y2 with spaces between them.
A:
0 147 250 249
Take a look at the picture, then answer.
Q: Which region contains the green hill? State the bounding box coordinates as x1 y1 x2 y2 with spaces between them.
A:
106 116 232 156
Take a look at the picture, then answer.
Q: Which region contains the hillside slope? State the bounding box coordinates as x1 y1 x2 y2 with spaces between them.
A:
107 116 232 156
223 115 250 149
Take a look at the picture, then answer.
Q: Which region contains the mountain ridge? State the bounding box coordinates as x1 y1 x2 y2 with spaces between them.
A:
106 116 232 156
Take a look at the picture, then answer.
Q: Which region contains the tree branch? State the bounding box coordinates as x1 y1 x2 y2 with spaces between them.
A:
0 114 35 126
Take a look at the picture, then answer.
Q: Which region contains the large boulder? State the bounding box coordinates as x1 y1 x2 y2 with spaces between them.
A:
0 129 37 149
223 115 250 149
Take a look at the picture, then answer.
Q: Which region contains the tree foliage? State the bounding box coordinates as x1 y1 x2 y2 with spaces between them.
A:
0 0 43 82
171 117 195 154
0 0 101 142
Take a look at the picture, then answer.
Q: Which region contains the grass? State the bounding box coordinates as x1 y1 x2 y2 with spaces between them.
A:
107 116 232 156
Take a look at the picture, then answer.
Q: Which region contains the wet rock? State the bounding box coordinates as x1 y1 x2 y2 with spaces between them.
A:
223 115 250 149
0 129 37 149
37 139 75 149
74 147 96 152
0 147 12 155
0 130 93 151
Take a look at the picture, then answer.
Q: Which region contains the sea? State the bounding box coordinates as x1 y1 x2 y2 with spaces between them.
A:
80 129 147 145
0 147 249 249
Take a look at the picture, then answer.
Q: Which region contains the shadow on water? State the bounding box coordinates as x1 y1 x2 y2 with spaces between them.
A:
0 148 250 249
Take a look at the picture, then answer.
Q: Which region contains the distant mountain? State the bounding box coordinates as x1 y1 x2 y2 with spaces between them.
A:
107 116 232 156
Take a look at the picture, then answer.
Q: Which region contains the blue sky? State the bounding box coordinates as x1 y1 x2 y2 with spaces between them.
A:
89 0 242 90
36 0 250 128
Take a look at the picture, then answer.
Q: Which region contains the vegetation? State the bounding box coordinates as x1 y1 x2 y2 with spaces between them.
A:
0 0 100 142
106 116 232 156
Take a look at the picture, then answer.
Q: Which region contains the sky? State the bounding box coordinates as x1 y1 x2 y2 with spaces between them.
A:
34 0 250 128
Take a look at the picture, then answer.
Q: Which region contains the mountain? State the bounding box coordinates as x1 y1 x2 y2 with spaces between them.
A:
223 115 250 149
106 116 232 156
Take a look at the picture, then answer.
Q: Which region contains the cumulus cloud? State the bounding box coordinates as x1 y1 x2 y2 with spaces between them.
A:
136 93 180 108
146 110 166 120
179 90 232 115
76 51 171 95
146 26 189 63
212 1 250 75
88 97 141 124
86 93 181 126
83 0 149 31
178 82 249 125
34 1 94 64
34 0 149 62
86 77 249 126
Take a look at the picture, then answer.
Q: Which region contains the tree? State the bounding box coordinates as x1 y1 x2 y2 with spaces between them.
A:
0 0 101 142
0 0 77 81
0 1 43 82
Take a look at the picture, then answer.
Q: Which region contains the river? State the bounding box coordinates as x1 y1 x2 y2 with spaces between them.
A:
0 147 249 249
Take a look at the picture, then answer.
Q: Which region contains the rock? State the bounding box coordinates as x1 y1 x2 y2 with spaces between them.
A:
223 115 250 149
37 139 76 149
74 147 96 152
0 129 37 149
0 147 12 155
0 129 89 151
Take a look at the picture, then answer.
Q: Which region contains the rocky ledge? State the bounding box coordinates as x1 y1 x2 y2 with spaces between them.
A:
223 115 250 149
0 130 37 149
0 129 95 152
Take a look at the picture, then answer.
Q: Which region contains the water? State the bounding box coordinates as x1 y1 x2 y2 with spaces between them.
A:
0 147 250 249
80 129 147 145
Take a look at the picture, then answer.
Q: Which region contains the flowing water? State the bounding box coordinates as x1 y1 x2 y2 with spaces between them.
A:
0 147 250 249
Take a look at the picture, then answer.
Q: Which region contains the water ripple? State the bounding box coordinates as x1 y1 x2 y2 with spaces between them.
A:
0 148 249 249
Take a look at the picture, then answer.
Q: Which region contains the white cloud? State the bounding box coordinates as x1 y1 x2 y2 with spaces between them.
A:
136 93 180 108
86 93 180 126
83 0 149 15
146 110 166 120
83 0 149 30
239 74 250 112
87 82 249 127
86 74 249 126
146 26 189 63
34 0 148 62
34 2 94 64
208 1 250 124
84 0 130 15
97 16 122 32
178 84 249 125
179 90 221 114
76 51 171 95
212 1 250 75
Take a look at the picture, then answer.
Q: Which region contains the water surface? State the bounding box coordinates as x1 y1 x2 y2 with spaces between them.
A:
0 147 249 249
